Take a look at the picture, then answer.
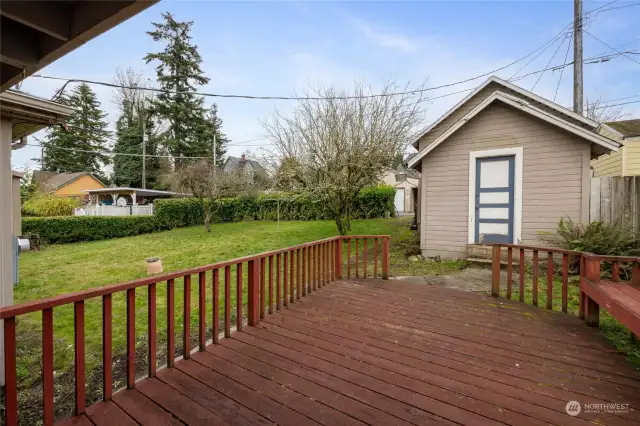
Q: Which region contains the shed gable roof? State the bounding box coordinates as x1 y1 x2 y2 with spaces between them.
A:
411 76 599 149
407 90 620 169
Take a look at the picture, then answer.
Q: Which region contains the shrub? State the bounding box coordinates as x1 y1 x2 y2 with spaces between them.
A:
22 195 80 217
154 185 395 228
22 216 164 244
551 217 640 256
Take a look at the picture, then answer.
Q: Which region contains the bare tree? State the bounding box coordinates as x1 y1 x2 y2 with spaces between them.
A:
585 96 624 124
170 160 247 232
263 81 427 235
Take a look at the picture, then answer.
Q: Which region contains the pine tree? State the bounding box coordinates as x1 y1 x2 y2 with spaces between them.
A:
42 83 110 176
143 12 210 167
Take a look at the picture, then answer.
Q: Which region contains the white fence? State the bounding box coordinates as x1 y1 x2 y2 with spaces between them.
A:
74 204 154 217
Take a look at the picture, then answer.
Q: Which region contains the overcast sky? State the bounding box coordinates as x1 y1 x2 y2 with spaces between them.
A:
11 0 640 171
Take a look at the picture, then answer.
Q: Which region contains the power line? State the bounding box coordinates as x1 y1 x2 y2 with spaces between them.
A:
532 34 569 91
584 30 640 65
592 99 640 110
555 33 573 102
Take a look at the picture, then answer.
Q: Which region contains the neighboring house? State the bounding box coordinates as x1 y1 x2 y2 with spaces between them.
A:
33 171 105 198
407 76 619 259
381 166 419 213
591 119 640 177
223 154 267 185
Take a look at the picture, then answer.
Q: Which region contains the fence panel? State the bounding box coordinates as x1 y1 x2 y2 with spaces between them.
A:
590 176 640 231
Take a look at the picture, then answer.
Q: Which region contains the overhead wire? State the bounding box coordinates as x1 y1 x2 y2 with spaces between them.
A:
531 33 570 91
554 33 573 102
584 30 640 65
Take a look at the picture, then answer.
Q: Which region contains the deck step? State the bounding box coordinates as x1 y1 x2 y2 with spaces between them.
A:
466 257 520 268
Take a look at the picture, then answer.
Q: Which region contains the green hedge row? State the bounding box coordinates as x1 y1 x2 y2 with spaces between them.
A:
22 216 165 244
154 185 396 228
22 185 396 244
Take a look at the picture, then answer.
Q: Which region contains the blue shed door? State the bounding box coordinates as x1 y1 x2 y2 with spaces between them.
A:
475 155 515 244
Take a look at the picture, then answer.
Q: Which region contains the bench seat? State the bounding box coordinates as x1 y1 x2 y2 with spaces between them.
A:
580 278 640 336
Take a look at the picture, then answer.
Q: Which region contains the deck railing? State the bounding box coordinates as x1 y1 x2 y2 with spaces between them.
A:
0 234 390 426
490 243 640 315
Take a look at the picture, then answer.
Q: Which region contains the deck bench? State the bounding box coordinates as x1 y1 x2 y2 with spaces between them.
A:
580 255 640 337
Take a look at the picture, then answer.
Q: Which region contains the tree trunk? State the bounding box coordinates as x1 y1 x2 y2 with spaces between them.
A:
204 205 212 232
335 212 348 236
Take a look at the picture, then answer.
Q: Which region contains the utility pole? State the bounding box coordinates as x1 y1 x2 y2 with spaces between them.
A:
573 0 583 115
142 120 147 189
213 133 217 173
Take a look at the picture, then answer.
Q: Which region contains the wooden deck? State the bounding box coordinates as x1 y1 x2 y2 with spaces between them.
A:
59 278 640 426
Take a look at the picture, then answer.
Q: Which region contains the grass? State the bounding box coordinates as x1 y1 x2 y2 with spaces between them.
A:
499 264 640 366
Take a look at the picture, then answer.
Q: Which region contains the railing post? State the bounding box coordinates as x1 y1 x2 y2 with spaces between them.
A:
583 255 601 327
633 261 640 287
336 238 343 279
248 259 260 326
382 237 389 280
491 245 501 297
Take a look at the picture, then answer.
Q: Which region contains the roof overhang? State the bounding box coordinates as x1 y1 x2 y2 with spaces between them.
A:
84 187 185 197
407 91 621 169
0 90 73 141
411 76 599 149
0 0 158 92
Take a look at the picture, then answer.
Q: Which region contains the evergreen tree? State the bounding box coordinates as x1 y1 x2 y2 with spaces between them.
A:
112 100 164 188
41 83 110 175
143 12 210 167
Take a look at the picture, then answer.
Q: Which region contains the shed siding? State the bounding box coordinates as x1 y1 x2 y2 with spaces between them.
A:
624 140 640 175
421 102 589 259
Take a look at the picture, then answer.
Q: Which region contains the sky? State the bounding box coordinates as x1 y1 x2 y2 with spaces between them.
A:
11 0 640 171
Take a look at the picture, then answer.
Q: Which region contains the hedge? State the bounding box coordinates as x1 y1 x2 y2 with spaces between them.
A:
22 185 396 244
23 195 80 217
22 216 165 244
154 185 396 228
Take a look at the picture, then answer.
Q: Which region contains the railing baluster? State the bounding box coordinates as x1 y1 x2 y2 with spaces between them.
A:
491 245 501 297
612 261 620 282
633 261 640 287
347 238 351 278
336 238 343 279
268 256 274 313
331 241 335 281
374 238 379 278
127 288 135 387
355 239 360 278
312 245 317 291
198 272 206 351
224 267 231 337
325 242 329 284
42 308 54 426
519 249 525 302
74 301 85 415
276 254 282 309
4 317 17 426
283 252 289 307
148 284 156 377
236 264 243 331
290 250 295 302
167 279 175 367
302 247 307 297
532 250 539 306
562 254 569 313
296 249 301 299
382 237 389 280
506 248 512 299
183 275 191 358
363 238 368 279
307 246 312 293
546 252 553 310
103 294 112 400
248 259 259 326
260 257 266 319
213 269 220 343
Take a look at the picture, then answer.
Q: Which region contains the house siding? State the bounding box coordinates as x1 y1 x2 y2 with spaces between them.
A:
624 139 640 175
591 150 623 177
421 102 589 259
53 175 105 197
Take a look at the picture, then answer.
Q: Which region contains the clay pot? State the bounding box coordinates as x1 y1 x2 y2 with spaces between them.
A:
146 257 163 275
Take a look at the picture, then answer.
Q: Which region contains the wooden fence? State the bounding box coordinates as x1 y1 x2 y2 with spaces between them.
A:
590 176 640 231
